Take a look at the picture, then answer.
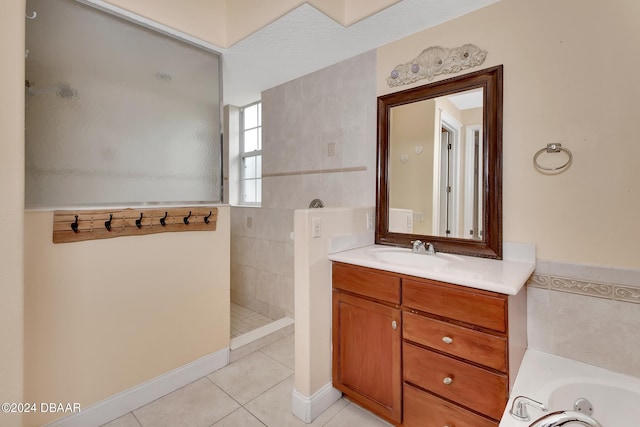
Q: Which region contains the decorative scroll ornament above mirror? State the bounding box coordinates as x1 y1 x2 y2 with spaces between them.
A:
376 65 503 259
387 44 487 87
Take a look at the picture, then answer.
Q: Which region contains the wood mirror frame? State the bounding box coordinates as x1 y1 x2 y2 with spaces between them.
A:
376 65 503 259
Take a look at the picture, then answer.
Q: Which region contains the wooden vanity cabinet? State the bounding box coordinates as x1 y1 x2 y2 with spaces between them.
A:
332 262 527 427
332 262 403 425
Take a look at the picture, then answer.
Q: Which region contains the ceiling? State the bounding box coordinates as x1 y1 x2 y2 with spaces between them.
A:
222 0 498 106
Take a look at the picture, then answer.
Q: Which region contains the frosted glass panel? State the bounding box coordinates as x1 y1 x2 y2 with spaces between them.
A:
25 0 222 208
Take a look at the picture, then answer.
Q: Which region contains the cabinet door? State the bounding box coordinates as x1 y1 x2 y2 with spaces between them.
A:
332 291 402 424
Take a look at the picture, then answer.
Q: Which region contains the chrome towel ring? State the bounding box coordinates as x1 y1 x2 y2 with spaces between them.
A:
533 143 572 172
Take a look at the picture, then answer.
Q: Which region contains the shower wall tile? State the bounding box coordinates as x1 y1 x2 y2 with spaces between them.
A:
261 50 377 210
525 287 552 354
231 51 377 321
231 206 295 318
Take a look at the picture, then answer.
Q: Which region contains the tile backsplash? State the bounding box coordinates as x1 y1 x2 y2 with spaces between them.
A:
527 260 640 378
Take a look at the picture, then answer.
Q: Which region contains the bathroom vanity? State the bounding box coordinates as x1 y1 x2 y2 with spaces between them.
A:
329 244 534 427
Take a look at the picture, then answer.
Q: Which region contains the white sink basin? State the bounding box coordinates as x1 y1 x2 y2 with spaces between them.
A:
366 247 463 269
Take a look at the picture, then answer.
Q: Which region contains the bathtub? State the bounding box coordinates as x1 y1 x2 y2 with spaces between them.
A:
500 350 640 427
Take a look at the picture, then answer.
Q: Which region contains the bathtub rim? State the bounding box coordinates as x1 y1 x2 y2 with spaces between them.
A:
499 349 640 427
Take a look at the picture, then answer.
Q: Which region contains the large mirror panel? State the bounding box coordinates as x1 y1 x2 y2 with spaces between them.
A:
376 65 502 259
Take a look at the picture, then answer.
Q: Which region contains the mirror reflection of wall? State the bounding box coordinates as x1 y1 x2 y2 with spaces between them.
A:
388 88 483 239
389 99 436 235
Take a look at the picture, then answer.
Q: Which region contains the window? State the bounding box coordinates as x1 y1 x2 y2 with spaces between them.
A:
240 101 262 204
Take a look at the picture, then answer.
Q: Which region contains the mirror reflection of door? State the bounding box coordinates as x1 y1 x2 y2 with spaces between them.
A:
437 112 461 238
464 126 483 239
440 127 452 236
388 87 484 240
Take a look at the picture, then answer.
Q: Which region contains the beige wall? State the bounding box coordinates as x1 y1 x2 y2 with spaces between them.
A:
104 0 227 47
0 2 26 427
378 0 640 269
294 207 373 396
23 207 229 426
103 0 401 48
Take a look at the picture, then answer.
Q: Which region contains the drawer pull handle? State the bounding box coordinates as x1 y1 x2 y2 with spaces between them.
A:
391 320 397 330
442 336 453 344
443 377 453 385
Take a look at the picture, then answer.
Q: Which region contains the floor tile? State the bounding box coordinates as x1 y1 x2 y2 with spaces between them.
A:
208 351 293 404
100 412 141 427
322 403 394 427
133 378 240 427
244 376 348 427
260 333 294 370
231 303 275 337
211 407 266 427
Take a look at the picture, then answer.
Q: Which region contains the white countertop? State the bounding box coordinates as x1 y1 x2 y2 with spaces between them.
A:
328 243 535 295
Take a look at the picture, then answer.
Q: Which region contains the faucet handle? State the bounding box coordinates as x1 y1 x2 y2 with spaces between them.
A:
510 396 549 421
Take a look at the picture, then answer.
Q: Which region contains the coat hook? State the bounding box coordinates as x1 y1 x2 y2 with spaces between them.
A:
183 211 192 225
136 212 143 229
204 211 212 224
105 214 113 232
160 211 168 227
71 215 79 233
26 11 37 19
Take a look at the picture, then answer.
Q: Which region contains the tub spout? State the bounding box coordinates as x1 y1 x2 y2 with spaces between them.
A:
529 410 602 427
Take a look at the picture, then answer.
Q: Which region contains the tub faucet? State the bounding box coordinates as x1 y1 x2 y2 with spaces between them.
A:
529 410 602 427
510 396 548 421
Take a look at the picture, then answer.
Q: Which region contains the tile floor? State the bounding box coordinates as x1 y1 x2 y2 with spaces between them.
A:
230 303 277 338
101 332 392 427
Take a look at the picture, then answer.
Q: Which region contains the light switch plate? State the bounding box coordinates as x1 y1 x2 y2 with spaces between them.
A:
312 217 321 238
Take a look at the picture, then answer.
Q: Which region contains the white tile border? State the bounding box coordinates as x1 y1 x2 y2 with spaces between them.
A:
291 382 342 423
529 259 640 304
45 347 229 427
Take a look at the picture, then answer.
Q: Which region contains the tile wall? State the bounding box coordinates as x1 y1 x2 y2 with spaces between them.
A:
230 50 377 320
527 260 640 377
231 207 295 319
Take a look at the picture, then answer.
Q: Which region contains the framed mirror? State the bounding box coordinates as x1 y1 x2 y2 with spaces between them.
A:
376 65 503 259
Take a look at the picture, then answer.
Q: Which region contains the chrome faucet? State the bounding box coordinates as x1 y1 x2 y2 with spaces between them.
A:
529 410 602 427
510 396 548 421
411 240 435 255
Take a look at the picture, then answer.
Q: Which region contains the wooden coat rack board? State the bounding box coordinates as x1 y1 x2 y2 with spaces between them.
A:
53 207 218 244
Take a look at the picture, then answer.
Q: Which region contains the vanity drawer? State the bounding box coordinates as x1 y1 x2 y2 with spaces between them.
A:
403 342 507 420
403 278 507 332
332 263 400 304
404 383 498 427
403 311 507 372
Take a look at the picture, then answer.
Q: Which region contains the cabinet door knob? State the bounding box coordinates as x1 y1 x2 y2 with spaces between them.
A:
391 320 397 330
442 336 453 344
443 377 453 385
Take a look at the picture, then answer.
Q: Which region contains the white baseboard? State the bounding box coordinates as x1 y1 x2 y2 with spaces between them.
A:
45 347 230 427
291 383 342 423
